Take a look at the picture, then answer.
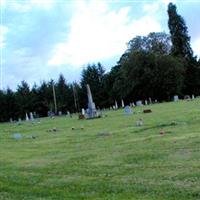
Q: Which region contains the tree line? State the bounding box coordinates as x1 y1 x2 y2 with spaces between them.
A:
0 3 200 122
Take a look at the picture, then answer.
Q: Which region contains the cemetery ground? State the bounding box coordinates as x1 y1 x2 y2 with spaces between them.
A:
0 100 200 200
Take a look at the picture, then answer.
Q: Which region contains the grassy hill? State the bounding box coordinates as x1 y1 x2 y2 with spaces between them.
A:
0 100 200 200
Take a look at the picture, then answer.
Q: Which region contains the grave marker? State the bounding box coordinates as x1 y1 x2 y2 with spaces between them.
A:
174 95 179 102
25 113 29 121
121 99 125 108
124 106 132 114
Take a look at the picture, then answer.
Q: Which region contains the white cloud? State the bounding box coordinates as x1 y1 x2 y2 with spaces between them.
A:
48 0 162 67
143 2 160 13
192 38 200 58
6 0 55 12
0 0 6 7
162 0 177 6
0 25 8 48
30 0 55 10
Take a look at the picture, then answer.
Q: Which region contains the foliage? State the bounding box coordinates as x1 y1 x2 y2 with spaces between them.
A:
115 52 185 101
167 3 193 59
80 63 107 108
127 32 171 55
0 3 199 122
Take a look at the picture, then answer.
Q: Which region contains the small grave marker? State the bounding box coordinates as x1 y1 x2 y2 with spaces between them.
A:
136 101 142 106
13 133 22 140
26 113 29 121
124 106 132 114
174 95 179 102
121 99 125 108
136 119 143 126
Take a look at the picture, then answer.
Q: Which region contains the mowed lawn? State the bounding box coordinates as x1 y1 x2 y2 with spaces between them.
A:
1 100 200 200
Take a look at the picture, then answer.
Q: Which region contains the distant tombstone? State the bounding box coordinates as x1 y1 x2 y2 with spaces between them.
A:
132 102 135 107
58 111 62 116
13 133 22 140
136 101 142 106
86 84 98 118
48 111 54 118
82 108 85 115
145 100 148 105
30 112 34 121
192 94 195 100
25 113 29 121
124 106 132 114
143 109 152 113
10 118 13 123
136 119 143 126
184 95 191 100
33 111 37 118
155 99 158 103
149 97 152 104
18 118 22 123
115 100 118 109
113 105 116 110
174 95 179 102
130 103 132 107
67 111 70 116
121 99 125 108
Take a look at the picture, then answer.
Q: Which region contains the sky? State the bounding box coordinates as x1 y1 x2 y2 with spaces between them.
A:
0 0 200 90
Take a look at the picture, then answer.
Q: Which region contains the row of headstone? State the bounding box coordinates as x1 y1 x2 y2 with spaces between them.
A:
110 98 155 110
25 112 34 121
174 95 195 102
10 112 38 124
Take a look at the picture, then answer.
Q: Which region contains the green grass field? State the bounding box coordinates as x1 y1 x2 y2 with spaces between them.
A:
1 100 200 200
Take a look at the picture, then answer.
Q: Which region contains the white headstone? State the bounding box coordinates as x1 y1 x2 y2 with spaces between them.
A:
86 84 98 118
174 95 179 102
136 101 142 106
30 112 34 120
149 97 152 104
26 113 29 121
115 100 118 109
121 99 125 108
145 100 148 105
82 108 85 115
192 94 195 100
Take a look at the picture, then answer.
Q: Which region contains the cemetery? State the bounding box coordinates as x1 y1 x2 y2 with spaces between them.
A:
1 1 200 199
1 98 200 200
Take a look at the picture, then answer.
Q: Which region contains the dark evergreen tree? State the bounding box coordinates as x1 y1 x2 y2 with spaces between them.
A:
16 81 31 118
56 74 71 113
80 63 106 108
5 88 18 121
167 3 193 59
